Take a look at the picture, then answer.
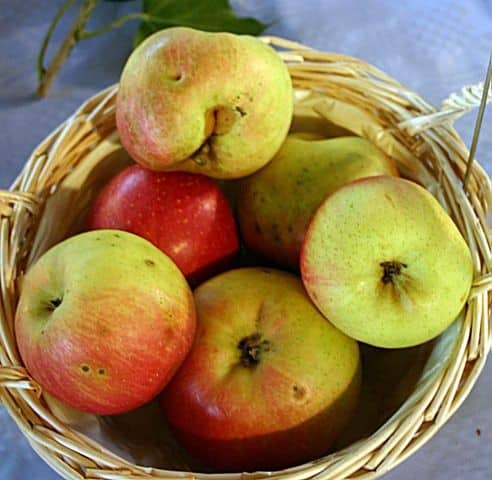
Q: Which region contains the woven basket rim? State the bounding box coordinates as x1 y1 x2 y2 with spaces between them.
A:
0 36 491 480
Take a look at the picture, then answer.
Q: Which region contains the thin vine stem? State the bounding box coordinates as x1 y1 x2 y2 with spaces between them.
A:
36 0 267 96
36 0 77 81
37 0 99 97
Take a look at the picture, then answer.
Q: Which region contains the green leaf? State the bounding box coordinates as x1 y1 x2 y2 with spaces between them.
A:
134 0 267 47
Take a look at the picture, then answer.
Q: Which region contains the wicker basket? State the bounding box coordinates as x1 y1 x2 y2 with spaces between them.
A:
0 37 490 480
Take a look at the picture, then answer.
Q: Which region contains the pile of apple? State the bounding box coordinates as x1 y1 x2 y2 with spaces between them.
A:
15 28 474 472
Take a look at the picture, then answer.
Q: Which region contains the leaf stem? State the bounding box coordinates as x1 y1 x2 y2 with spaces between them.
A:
37 0 99 97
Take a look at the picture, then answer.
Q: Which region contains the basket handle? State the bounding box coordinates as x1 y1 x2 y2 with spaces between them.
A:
398 55 491 191
397 78 491 135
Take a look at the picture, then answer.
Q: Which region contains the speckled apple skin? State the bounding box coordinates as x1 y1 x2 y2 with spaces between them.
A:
237 136 399 270
161 268 361 472
301 176 474 348
116 28 293 179
86 166 239 286
15 230 196 415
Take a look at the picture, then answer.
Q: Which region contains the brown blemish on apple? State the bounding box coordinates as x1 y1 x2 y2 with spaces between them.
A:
292 384 307 400
97 368 106 376
145 259 155 267
235 105 247 117
80 364 90 373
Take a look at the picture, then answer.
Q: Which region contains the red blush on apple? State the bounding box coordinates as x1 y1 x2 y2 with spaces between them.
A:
86 165 239 286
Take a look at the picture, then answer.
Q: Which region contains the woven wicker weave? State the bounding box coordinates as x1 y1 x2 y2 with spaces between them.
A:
0 37 490 480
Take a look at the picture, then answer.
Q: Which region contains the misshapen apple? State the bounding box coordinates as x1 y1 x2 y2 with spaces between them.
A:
86 166 239 286
116 28 293 179
301 176 474 348
15 230 196 415
237 135 398 269
161 268 361 472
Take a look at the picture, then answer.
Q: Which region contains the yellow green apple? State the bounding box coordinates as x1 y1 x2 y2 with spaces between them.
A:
301 176 474 348
116 27 293 179
237 135 399 269
160 267 361 471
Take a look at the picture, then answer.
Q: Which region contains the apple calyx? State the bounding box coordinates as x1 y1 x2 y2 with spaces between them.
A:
192 105 246 166
380 261 408 285
237 332 271 368
46 297 63 312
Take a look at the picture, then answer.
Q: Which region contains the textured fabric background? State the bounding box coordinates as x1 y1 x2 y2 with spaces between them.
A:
0 1 491 479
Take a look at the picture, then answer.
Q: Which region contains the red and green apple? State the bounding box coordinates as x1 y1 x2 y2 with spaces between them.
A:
116 27 293 179
15 230 196 415
161 267 361 472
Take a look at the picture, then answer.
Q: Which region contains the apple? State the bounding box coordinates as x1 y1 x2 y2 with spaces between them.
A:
160 267 361 472
301 176 474 348
15 230 196 415
116 27 293 179
237 135 398 269
86 166 239 286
